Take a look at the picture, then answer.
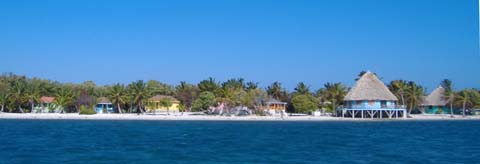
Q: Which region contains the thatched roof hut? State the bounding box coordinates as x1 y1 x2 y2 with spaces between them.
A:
344 71 398 101
421 86 447 106
265 98 287 105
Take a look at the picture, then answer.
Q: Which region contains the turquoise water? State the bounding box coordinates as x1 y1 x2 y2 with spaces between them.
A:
0 120 479 164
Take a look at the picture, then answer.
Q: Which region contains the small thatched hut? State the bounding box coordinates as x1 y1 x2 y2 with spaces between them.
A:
339 71 406 118
420 86 450 114
95 97 114 113
263 98 287 116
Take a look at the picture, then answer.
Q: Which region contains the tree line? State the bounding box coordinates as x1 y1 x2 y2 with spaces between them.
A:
388 79 480 116
0 72 478 115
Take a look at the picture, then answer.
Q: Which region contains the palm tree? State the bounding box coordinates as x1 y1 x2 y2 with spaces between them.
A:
175 81 198 112
222 78 245 91
25 83 41 113
456 90 470 117
322 82 347 112
94 86 108 98
388 80 408 107
315 88 328 112
294 82 310 95
108 83 126 114
29 79 50 97
266 82 287 101
245 81 258 90
147 80 175 96
198 77 220 93
217 87 236 114
405 82 424 115
128 80 151 113
440 79 455 117
0 92 9 112
10 81 27 113
124 93 136 113
455 89 480 117
55 87 75 113
0 81 9 112
217 79 247 114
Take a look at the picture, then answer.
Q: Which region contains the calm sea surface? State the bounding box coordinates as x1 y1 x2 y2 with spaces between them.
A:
0 119 479 164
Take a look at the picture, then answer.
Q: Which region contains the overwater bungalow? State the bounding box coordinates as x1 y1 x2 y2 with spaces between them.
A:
95 97 115 114
146 95 180 113
338 72 407 118
264 98 287 116
420 86 451 114
32 96 61 113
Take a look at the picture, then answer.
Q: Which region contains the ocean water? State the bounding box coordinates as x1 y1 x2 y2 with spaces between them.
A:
0 120 479 164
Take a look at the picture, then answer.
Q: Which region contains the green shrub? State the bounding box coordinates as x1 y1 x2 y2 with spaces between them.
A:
79 105 96 115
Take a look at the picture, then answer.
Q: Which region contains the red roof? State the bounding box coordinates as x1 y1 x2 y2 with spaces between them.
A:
40 96 55 103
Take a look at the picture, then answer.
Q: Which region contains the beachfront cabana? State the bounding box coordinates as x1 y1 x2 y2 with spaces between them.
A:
146 95 180 113
420 86 452 114
32 96 61 113
338 72 407 118
95 97 115 114
264 98 287 116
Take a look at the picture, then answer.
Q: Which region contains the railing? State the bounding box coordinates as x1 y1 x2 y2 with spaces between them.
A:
338 105 406 110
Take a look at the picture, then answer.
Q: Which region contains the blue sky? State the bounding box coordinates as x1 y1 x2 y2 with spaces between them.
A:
1 0 478 92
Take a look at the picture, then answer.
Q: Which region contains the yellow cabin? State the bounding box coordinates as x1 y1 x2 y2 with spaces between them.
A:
146 95 180 113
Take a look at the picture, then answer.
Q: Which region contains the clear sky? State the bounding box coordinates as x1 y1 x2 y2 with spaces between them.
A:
1 0 478 92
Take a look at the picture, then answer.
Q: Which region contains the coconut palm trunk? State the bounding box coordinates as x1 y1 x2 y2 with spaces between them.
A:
400 94 405 107
117 102 122 114
129 103 133 113
409 102 413 115
462 100 466 118
137 104 144 113
30 102 34 113
440 79 455 117
332 99 336 116
18 105 24 113
450 102 454 117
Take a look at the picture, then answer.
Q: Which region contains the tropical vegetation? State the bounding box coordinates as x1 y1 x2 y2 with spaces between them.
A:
0 72 478 116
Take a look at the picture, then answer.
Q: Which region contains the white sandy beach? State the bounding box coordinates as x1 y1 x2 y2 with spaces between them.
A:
0 112 479 121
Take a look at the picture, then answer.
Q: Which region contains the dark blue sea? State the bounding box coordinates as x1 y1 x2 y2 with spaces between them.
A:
0 120 479 164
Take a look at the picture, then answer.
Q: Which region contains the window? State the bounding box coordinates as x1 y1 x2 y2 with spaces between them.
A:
356 100 362 105
368 100 375 106
381 101 387 108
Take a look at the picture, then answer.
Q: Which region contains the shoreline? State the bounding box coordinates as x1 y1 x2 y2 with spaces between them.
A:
0 113 480 121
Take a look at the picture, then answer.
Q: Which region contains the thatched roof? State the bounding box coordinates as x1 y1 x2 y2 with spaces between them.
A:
265 98 287 104
344 72 398 101
148 95 179 102
97 97 111 104
421 86 447 106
